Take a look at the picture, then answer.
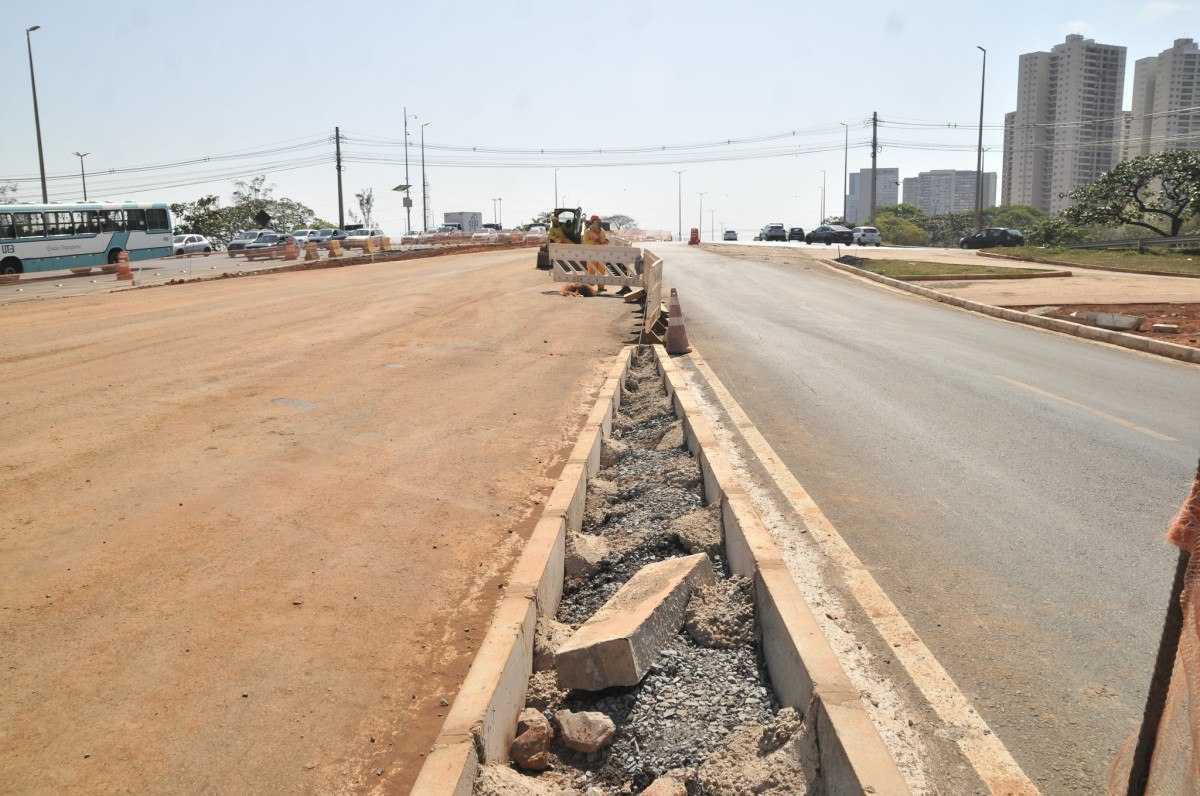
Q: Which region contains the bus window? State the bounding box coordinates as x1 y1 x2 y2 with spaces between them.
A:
82 211 100 234
127 209 147 231
146 208 169 231
100 210 126 232
46 212 73 236
0 213 13 240
14 213 45 238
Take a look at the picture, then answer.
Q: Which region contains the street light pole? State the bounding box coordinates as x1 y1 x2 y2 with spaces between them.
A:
72 151 90 201
672 170 685 241
818 170 827 222
553 168 559 208
708 209 715 243
403 108 413 234
26 25 47 203
698 192 706 240
975 45 987 231
839 122 849 221
497 197 502 228
420 122 431 232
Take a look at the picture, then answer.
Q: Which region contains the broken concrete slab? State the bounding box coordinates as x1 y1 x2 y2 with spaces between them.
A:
1153 323 1181 333
564 533 609 578
555 553 715 691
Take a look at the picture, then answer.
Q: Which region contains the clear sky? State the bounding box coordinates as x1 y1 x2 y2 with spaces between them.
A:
0 0 1193 235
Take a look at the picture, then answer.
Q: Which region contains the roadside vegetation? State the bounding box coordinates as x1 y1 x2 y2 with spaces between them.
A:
995 247 1200 277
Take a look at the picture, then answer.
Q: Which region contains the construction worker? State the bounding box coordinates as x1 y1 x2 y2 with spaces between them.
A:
582 215 609 293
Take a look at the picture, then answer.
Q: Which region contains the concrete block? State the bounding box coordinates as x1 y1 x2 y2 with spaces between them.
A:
568 421 604 476
556 554 715 690
407 740 478 796
817 697 913 796
542 462 587 534
506 515 566 617
1152 323 1181 333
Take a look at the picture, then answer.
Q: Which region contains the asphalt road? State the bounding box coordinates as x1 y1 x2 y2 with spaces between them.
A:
662 243 1200 793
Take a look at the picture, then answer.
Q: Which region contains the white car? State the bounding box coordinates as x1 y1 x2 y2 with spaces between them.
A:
173 234 213 255
290 229 318 244
472 230 499 242
344 228 385 246
852 226 882 246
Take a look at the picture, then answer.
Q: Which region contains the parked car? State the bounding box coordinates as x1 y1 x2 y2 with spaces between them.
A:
723 229 738 241
760 223 787 242
243 233 288 250
787 227 805 242
173 234 213 255
344 228 385 247
290 229 318 244
851 226 882 246
227 229 273 251
310 229 337 244
959 227 1025 249
805 225 854 245
472 230 499 242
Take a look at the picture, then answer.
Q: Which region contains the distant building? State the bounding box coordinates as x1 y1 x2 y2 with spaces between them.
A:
1119 110 1136 162
1128 38 1200 157
902 170 996 216
1001 112 1016 206
443 211 482 232
845 167 899 224
1003 34 1127 213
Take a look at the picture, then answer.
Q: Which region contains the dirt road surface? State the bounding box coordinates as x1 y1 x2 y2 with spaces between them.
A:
0 249 633 793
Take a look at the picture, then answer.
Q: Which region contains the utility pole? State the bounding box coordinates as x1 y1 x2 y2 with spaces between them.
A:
709 209 715 243
673 170 685 241
818 170 827 222
420 122 430 232
497 197 502 228
554 168 559 208
335 126 344 228
73 151 90 201
26 26 47 203
698 192 706 239
869 112 878 224
975 46 988 231
403 108 412 235
839 122 849 221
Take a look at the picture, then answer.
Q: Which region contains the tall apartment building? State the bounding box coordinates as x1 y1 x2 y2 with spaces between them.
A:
845 167 899 224
1001 112 1016 205
1002 34 1126 213
1128 38 1200 157
901 170 997 216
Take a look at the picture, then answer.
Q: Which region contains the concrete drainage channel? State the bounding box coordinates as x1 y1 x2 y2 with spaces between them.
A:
411 345 908 795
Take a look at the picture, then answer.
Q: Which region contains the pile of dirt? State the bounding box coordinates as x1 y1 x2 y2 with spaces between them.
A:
694 707 819 794
1011 302 1200 349
685 576 756 649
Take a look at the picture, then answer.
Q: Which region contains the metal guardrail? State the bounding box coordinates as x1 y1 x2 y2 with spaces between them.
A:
1065 234 1200 250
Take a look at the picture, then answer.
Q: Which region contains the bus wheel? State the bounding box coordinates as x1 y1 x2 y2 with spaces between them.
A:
1 257 23 276
107 249 123 264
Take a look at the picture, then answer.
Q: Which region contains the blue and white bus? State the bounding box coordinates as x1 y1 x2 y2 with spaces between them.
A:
0 202 173 275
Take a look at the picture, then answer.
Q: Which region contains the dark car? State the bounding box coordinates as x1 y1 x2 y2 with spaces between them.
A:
959 227 1025 249
243 233 288 250
760 223 787 242
787 227 805 241
723 229 738 241
805 225 854 245
227 229 273 251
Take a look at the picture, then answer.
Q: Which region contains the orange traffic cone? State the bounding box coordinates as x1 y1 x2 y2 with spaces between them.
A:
665 288 692 355
115 251 133 281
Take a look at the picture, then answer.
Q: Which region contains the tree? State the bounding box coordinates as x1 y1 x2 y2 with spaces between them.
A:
883 203 927 224
355 188 374 228
874 211 930 246
991 204 1046 230
1063 150 1200 237
1026 216 1086 247
602 214 636 230
170 195 232 240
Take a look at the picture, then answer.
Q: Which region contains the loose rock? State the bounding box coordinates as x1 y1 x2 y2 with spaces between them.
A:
641 775 687 795
600 438 630 468
511 708 554 771
654 421 685 452
565 533 610 578
555 709 616 753
685 576 756 649
534 618 572 672
670 504 722 558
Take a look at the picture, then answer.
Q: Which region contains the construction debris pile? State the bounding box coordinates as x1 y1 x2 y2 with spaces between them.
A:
476 348 819 795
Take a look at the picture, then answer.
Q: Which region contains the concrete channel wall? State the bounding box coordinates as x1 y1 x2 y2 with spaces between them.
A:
411 344 909 793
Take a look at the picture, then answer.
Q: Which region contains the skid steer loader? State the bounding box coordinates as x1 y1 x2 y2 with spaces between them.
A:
535 207 584 269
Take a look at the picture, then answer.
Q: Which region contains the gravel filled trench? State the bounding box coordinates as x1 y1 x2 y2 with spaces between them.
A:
475 347 819 794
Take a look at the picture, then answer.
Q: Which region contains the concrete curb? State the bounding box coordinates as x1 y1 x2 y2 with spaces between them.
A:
817 257 1200 366
885 269 1071 281
408 346 634 795
977 248 1200 279
652 346 912 795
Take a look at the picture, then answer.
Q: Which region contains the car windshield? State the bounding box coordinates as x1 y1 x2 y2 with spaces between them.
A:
863 228 877 233
173 235 186 243
233 231 256 240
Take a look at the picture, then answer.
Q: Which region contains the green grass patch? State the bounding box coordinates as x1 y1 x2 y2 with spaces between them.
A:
1001 246 1200 277
850 259 1049 279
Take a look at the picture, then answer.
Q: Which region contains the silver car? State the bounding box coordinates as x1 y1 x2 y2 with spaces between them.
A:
173 234 213 255
290 229 318 245
851 226 882 246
